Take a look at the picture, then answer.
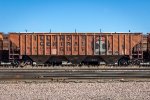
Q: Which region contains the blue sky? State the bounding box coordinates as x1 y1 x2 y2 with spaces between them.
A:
0 0 150 33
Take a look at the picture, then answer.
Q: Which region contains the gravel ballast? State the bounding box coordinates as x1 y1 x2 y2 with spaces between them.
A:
0 82 150 100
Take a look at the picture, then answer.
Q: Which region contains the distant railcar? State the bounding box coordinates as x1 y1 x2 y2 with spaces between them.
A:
147 33 150 60
0 33 3 61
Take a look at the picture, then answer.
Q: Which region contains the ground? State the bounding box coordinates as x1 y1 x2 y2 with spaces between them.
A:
0 81 149 100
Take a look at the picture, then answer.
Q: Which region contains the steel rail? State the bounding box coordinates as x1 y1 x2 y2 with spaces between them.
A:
0 70 150 80
0 66 150 71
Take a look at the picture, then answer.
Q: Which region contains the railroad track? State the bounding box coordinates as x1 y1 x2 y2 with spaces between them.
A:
0 66 150 71
0 69 150 80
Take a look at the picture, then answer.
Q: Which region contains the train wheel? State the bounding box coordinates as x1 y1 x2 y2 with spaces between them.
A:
25 60 33 66
20 61 26 67
118 58 129 66
19 60 33 67
12 60 20 67
133 59 141 65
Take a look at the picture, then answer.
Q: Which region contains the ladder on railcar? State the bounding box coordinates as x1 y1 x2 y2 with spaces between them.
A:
9 41 20 62
2 35 9 62
131 36 146 64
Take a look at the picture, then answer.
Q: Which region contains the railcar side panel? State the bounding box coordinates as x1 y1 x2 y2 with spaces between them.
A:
9 33 19 49
72 34 78 55
8 33 142 56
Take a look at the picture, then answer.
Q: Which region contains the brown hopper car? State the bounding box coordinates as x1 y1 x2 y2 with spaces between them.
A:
147 33 150 57
6 32 145 66
0 33 3 61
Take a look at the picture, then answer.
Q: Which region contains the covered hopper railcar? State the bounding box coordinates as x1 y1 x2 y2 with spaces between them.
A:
0 33 3 62
6 32 145 66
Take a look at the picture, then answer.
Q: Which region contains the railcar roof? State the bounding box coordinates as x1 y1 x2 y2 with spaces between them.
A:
8 32 143 34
